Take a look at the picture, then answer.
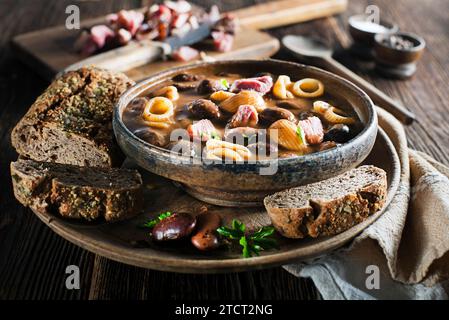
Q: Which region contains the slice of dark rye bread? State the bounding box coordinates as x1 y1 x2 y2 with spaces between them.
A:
11 159 143 222
11 67 134 168
264 165 388 239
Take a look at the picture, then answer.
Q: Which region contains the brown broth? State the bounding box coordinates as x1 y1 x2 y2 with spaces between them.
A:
122 71 362 160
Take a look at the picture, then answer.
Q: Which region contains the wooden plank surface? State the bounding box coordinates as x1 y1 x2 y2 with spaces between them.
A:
0 0 448 299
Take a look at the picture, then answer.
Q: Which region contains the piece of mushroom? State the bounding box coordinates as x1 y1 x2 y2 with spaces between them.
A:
323 124 354 143
128 97 148 114
197 79 226 94
259 107 296 125
172 73 199 82
187 99 221 119
133 128 169 147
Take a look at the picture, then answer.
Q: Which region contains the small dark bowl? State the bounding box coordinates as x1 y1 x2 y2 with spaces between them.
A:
374 32 426 78
348 14 398 58
113 60 378 207
348 14 399 47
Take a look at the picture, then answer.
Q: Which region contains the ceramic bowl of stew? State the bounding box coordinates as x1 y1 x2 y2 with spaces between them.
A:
113 59 377 207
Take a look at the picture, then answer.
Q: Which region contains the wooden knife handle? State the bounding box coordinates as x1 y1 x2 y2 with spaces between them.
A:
63 40 170 73
232 0 347 29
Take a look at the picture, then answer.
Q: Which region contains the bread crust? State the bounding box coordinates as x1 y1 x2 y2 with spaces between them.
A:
263 207 313 239
264 166 388 239
11 67 134 167
11 159 143 222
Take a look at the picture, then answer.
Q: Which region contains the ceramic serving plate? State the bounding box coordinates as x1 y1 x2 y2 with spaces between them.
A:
29 128 400 273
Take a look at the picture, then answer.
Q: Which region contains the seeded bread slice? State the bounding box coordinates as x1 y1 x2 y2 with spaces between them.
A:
11 67 134 167
264 165 387 239
11 159 143 222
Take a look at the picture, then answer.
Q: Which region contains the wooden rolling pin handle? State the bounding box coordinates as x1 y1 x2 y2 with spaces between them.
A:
233 0 348 29
321 57 416 125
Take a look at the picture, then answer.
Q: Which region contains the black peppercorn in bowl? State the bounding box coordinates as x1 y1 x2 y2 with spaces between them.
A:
374 32 426 78
113 60 378 207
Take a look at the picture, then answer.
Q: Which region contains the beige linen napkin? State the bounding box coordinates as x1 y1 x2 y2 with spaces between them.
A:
284 108 449 299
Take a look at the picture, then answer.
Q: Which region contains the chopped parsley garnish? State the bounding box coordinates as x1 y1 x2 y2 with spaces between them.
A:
141 211 172 229
296 125 306 145
220 78 230 90
217 219 279 258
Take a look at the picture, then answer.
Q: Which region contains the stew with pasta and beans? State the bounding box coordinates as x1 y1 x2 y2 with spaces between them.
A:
122 71 362 161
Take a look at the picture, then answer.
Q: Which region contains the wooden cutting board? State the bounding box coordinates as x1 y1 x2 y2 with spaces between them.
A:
12 0 347 81
125 30 280 81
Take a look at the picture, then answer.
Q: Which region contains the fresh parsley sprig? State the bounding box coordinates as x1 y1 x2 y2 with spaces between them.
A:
141 211 172 229
217 219 279 258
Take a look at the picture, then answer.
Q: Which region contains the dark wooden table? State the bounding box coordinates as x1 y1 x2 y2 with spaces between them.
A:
0 0 447 300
